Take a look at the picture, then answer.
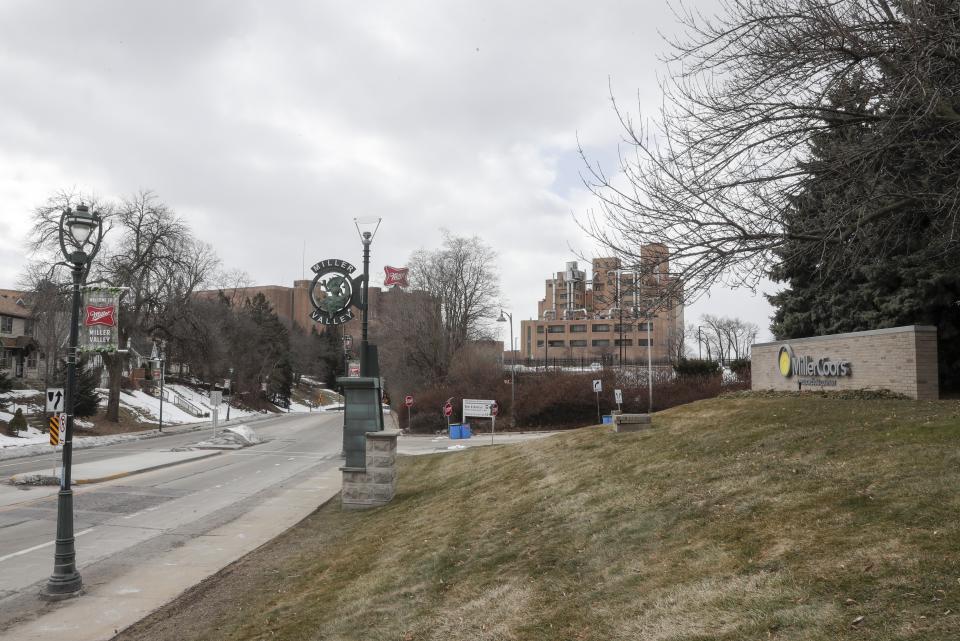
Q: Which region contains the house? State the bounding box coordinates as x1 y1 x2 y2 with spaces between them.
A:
0 289 44 381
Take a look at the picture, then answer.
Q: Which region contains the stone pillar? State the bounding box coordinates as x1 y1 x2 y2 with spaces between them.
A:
341 429 399 510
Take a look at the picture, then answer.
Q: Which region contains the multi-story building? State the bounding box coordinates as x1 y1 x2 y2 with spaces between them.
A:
519 245 684 363
0 289 44 381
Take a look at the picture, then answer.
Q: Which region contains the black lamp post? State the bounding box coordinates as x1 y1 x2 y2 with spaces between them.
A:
353 217 381 377
497 309 515 425
46 204 103 597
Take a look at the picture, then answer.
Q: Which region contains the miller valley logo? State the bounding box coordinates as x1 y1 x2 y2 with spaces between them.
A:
778 344 851 378
85 305 116 327
307 259 361 326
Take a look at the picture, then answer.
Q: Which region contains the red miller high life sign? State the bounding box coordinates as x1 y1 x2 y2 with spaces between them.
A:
80 287 121 353
383 266 409 287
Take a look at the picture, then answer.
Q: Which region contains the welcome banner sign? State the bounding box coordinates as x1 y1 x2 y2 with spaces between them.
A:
79 287 122 353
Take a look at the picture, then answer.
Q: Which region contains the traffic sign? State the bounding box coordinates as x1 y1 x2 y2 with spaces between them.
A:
490 401 499 417
592 379 602 393
49 415 60 446
463 399 496 418
443 402 453 417
614 389 623 405
405 395 414 408
209 390 223 406
46 388 65 412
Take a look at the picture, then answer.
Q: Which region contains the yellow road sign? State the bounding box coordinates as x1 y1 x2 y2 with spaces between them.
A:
49 415 60 446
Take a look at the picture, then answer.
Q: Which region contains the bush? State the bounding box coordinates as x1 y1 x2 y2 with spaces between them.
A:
674 358 721 378
407 412 447 434
9 408 27 435
728 358 751 383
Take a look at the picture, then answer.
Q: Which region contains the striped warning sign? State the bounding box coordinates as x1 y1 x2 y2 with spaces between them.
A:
49 415 60 446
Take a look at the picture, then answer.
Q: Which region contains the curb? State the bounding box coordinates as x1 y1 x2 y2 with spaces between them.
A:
75 451 223 484
10 451 223 486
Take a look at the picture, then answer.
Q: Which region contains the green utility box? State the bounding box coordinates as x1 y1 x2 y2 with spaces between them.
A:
338 376 385 468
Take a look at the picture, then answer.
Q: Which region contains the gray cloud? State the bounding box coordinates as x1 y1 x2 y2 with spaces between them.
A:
0 0 772 340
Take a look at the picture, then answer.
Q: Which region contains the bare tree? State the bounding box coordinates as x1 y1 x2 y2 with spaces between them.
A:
27 190 218 421
581 0 960 301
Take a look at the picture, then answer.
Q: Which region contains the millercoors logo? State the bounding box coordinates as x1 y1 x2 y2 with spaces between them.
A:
778 344 851 378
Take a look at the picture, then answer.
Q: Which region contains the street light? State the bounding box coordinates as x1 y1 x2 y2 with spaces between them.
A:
497 309 515 426
47 204 103 597
151 340 166 432
354 217 381 376
226 367 234 421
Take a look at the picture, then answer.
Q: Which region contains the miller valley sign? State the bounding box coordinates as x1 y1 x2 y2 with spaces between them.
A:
307 259 362 326
79 287 122 353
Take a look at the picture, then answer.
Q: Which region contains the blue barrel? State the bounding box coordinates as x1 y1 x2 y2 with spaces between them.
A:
449 424 462 439
461 423 472 438
602 415 613 425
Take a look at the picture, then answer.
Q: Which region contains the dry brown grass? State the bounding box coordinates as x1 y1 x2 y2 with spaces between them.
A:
117 396 960 641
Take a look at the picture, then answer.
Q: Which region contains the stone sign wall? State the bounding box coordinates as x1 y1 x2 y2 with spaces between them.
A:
751 325 938 400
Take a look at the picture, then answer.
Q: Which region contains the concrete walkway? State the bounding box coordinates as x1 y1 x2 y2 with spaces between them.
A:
1 467 343 641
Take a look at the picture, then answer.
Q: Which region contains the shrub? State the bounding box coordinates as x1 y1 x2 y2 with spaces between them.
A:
9 408 27 435
674 358 721 378
728 358 751 383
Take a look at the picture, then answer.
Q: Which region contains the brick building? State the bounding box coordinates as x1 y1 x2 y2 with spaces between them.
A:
0 289 44 381
519 245 684 363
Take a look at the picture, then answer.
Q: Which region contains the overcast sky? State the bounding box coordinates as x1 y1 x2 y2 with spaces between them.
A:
0 0 776 346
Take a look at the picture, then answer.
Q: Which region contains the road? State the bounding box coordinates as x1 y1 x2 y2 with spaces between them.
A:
0 411 344 637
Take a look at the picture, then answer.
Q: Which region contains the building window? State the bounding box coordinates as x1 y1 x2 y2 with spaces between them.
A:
570 339 587 347
592 324 611 332
637 321 653 332
536 340 544 347
537 325 544 334
615 339 633 346
637 338 650 347
613 324 634 333
547 325 565 334
547 340 564 347
0 316 12 334
0 349 9 369
592 339 610 347
26 351 37 369
570 324 587 333
24 320 34 336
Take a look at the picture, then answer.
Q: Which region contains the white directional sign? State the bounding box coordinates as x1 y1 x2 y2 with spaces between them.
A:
209 390 223 406
592 380 602 393
46 388 65 412
463 399 497 418
614 389 623 404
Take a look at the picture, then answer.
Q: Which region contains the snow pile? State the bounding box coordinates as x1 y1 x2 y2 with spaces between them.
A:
0 425 48 448
225 424 261 445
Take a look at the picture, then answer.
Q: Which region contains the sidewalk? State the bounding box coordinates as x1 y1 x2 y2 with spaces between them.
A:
0 465 343 641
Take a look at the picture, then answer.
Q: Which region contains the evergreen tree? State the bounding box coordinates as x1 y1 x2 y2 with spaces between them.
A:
769 89 960 389
0 370 12 409
73 360 101 419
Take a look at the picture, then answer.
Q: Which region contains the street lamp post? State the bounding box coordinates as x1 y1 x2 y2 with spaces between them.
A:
354 217 381 377
46 204 103 597
497 309 515 426
154 341 166 432
226 367 233 421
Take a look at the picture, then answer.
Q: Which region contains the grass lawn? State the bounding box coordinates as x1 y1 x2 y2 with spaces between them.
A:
117 395 960 640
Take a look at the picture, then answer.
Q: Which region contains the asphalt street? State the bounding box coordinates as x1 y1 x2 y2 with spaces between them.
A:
0 411 344 637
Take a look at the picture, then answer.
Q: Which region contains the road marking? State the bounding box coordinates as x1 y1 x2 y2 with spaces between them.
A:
0 528 95 563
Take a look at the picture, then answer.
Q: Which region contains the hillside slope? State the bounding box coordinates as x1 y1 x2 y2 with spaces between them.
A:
118 395 960 641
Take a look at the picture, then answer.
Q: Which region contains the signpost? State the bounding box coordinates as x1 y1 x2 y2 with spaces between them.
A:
443 400 453 432
614 388 623 412
490 401 499 444
210 390 222 436
592 380 602 424
405 395 414 429
46 388 65 413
